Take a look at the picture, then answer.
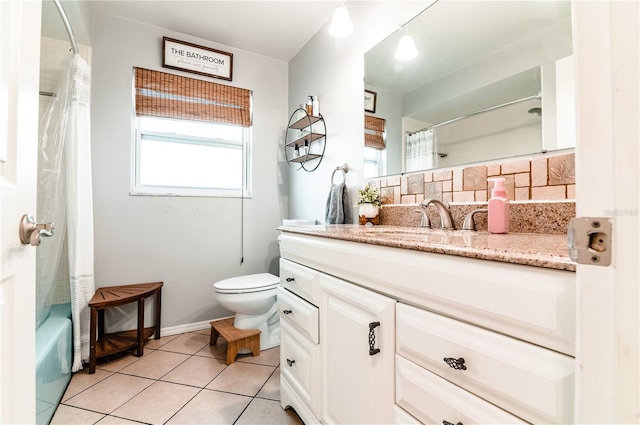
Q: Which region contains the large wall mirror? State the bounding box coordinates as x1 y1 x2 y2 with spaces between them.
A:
364 1 574 178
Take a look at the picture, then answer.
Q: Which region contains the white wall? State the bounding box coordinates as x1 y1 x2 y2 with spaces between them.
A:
288 1 430 222
91 15 288 329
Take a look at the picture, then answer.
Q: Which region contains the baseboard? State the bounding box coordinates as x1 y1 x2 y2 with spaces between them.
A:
160 315 234 337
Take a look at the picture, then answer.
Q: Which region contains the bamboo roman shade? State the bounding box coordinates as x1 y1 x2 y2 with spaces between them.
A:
364 115 386 150
134 67 251 126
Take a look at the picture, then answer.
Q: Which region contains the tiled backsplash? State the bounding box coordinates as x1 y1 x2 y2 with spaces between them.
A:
379 201 575 234
368 151 575 205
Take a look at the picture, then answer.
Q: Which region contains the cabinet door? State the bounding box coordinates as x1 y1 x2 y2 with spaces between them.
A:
320 273 396 425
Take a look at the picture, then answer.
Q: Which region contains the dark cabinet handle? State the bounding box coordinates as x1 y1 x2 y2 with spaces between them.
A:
442 421 463 425
282 309 292 315
285 277 295 282
443 357 467 370
369 321 381 355
286 358 295 367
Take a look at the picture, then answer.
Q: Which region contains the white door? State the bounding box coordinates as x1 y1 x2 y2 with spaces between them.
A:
319 273 395 425
572 1 639 423
0 0 42 423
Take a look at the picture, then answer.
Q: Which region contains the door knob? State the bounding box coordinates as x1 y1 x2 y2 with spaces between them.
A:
19 214 55 246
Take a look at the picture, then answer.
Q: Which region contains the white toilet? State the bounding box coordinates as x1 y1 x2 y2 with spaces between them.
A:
213 273 281 350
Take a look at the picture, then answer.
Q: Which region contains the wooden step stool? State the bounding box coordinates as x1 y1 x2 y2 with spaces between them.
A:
209 317 261 365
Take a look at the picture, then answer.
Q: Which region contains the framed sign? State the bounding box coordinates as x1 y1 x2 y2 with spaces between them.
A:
162 37 233 81
364 90 377 113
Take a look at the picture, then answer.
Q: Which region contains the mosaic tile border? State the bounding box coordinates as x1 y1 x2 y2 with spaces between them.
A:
369 151 575 205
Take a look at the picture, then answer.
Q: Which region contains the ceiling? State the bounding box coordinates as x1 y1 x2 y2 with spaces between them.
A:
365 0 572 96
42 0 343 62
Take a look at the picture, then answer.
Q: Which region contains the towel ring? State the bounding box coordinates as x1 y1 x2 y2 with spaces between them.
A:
331 163 349 185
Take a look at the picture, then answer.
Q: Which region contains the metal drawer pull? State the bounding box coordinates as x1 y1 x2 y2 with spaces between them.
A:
443 357 467 370
369 321 381 356
285 277 295 282
286 358 295 367
442 421 463 425
282 309 292 315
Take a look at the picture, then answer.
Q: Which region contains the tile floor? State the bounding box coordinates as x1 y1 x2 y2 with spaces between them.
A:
51 328 303 424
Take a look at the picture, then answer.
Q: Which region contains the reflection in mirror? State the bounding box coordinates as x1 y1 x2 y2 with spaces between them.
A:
364 1 573 178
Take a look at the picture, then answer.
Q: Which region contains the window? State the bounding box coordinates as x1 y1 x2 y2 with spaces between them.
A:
131 67 252 197
364 115 386 178
364 115 386 150
363 146 382 178
133 117 250 196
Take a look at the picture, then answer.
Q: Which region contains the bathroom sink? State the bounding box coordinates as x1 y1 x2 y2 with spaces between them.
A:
359 226 469 236
282 219 316 227
353 226 476 245
357 226 424 234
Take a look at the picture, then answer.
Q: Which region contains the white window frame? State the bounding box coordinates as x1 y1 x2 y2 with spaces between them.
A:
130 121 252 198
364 146 383 178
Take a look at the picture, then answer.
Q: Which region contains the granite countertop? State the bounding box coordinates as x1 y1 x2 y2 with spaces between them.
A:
278 224 576 272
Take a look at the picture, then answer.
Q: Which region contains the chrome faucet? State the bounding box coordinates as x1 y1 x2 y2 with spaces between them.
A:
414 209 431 228
420 198 455 230
462 208 488 231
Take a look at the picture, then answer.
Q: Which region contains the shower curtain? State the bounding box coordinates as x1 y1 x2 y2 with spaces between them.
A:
38 53 95 372
405 128 436 172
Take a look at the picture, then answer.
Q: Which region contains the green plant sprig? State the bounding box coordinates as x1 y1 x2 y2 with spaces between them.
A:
355 183 382 207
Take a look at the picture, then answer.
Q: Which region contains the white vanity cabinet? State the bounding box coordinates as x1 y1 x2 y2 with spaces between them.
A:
278 232 576 425
279 256 396 425
278 259 320 424
319 273 395 425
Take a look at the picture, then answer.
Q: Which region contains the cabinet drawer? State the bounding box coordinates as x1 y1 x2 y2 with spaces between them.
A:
396 303 574 424
277 286 319 343
280 258 320 305
396 355 529 424
280 320 319 416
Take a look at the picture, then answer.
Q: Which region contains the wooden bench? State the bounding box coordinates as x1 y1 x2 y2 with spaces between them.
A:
209 317 261 365
88 282 163 374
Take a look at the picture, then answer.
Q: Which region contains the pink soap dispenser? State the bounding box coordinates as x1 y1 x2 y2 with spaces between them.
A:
487 177 510 234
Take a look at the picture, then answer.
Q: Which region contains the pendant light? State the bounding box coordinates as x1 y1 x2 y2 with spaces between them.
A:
329 4 353 37
394 26 418 61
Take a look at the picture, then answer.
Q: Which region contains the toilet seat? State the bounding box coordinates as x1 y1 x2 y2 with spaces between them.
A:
213 273 280 294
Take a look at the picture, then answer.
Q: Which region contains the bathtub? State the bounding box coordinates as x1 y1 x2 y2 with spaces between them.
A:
36 303 72 425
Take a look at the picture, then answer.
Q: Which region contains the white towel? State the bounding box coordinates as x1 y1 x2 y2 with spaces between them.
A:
325 183 353 224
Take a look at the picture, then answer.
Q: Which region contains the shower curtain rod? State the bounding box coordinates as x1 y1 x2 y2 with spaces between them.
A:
53 0 79 54
406 92 541 136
